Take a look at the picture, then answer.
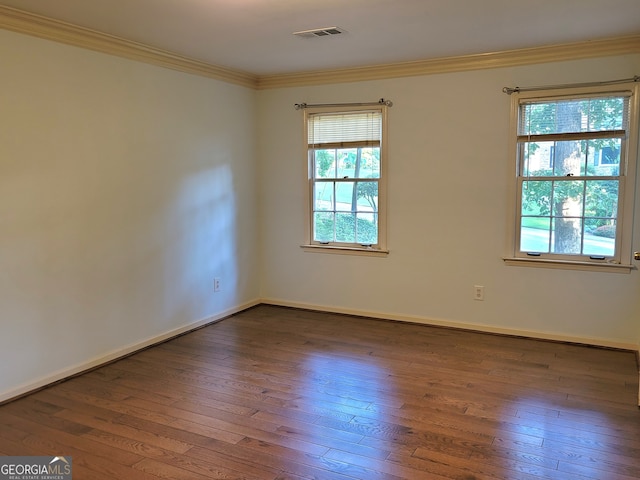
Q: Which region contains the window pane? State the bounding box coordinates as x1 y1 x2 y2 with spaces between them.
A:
314 212 335 242
360 147 381 178
520 217 550 253
521 181 552 216
584 180 618 257
355 181 378 212
551 140 585 176
314 182 334 211
522 141 554 177
335 212 356 242
587 139 621 175
552 181 584 218
314 149 336 179
551 218 583 254
584 219 616 256
356 212 378 244
335 182 355 212
585 180 618 219
336 149 358 178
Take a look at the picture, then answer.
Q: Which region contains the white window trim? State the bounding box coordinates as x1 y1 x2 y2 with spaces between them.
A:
503 83 640 273
301 105 389 256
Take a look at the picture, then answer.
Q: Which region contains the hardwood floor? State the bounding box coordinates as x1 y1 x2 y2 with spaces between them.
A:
1 304 639 479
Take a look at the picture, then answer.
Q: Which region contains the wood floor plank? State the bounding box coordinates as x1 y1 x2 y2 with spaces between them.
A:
237 437 404 480
323 448 446 480
132 457 253 480
71 454 163 480
54 408 195 455
1 304 638 479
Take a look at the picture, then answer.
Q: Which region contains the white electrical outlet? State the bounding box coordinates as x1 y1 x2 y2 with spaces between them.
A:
214 277 221 292
474 285 484 301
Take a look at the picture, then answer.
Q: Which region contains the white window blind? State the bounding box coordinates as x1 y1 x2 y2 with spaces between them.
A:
308 111 382 148
518 94 631 139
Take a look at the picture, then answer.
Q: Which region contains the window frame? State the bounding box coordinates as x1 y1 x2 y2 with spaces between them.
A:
504 83 640 273
301 105 389 256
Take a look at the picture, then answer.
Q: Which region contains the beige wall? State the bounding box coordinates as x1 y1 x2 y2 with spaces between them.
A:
2 25 639 402
0 30 260 400
257 54 640 349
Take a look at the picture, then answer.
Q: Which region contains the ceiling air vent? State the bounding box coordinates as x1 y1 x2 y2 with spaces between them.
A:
293 27 344 38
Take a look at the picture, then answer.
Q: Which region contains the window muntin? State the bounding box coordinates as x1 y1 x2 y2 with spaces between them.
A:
510 86 638 267
305 107 387 251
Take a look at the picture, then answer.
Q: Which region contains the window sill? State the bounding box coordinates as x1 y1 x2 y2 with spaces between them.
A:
301 244 389 257
503 256 634 273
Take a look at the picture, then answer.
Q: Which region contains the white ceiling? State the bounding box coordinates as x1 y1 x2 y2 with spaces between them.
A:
2 0 640 76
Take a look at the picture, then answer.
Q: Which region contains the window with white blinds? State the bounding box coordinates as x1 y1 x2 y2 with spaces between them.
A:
506 83 639 271
303 106 388 254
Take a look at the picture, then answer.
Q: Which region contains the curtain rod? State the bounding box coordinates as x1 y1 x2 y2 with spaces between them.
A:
294 98 393 110
502 76 639 95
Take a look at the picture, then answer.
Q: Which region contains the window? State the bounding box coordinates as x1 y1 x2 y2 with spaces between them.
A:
303 106 388 255
506 83 639 271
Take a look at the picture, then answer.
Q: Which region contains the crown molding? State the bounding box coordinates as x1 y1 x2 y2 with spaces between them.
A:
1 5 638 91
0 5 258 89
257 34 640 89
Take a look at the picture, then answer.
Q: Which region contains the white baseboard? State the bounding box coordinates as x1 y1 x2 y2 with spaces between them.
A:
0 299 260 404
261 297 639 352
